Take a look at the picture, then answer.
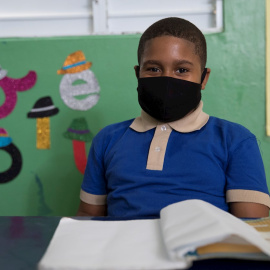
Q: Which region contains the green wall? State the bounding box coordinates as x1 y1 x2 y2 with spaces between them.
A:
0 0 269 216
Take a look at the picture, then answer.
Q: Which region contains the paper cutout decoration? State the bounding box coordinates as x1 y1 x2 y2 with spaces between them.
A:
63 117 92 174
0 128 22 184
57 51 100 111
34 173 52 215
27 96 59 149
0 66 37 119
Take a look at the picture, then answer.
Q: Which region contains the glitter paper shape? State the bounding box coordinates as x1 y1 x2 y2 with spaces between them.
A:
63 117 92 142
0 70 37 119
0 127 7 134
57 50 92 75
59 69 100 111
73 140 87 174
63 117 92 174
27 96 59 150
0 136 12 147
0 128 12 147
37 117 50 149
34 173 52 215
0 66 7 79
27 96 59 118
0 129 22 184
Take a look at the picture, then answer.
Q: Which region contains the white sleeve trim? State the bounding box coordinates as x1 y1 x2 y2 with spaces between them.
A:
80 189 107 205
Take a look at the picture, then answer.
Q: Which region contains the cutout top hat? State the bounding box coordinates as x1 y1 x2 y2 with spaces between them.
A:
57 50 92 75
27 96 59 118
0 128 12 147
63 117 92 142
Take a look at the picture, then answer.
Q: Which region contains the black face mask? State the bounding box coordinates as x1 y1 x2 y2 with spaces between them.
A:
137 69 207 123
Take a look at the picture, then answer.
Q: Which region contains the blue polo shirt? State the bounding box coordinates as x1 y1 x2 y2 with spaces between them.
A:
81 112 270 218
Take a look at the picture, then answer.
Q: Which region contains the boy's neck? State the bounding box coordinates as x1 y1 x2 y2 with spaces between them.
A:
130 101 209 133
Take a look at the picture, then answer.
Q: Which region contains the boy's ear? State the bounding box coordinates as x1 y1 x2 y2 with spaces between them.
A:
134 65 140 79
201 68 211 90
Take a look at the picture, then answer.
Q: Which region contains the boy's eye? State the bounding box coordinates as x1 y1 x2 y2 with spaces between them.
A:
148 67 160 72
177 68 188 73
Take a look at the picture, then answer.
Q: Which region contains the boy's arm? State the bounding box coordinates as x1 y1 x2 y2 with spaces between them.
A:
229 202 269 218
226 136 270 218
78 128 108 217
76 200 107 216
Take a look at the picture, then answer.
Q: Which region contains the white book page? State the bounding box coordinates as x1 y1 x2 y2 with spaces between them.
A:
38 218 190 270
160 200 270 260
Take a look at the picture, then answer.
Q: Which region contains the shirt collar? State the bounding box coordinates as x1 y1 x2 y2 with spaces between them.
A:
130 101 209 133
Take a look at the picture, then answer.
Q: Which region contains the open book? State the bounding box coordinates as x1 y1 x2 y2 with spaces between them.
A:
38 200 270 270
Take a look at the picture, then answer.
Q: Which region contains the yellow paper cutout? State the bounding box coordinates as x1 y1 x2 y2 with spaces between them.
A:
36 117 50 149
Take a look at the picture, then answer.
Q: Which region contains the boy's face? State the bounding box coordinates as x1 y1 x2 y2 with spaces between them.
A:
136 36 210 89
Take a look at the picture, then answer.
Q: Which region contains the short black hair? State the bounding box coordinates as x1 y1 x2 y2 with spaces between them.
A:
137 17 207 69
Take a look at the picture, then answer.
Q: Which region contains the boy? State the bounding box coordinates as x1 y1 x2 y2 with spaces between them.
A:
77 17 270 218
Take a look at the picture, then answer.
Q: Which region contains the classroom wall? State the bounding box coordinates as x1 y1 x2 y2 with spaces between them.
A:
0 0 269 216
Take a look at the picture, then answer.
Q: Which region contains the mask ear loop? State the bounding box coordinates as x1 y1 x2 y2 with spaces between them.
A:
135 66 140 78
201 68 207 84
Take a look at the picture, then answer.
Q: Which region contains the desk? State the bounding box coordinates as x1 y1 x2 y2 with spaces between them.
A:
0 216 60 270
0 216 269 270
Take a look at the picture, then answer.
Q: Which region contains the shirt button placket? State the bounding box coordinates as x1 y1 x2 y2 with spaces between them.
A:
161 125 167 131
146 124 172 170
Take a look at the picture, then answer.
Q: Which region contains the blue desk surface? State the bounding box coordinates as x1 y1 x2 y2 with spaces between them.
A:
0 216 269 270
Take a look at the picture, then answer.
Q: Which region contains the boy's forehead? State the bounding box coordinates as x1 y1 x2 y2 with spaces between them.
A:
141 36 198 63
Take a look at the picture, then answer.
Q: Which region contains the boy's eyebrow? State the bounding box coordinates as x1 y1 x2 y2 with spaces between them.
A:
174 59 194 66
141 60 162 66
142 59 194 66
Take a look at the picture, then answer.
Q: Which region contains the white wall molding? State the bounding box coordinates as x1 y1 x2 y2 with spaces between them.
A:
0 0 223 38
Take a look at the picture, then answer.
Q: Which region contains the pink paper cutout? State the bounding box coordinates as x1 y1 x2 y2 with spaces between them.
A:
0 71 37 119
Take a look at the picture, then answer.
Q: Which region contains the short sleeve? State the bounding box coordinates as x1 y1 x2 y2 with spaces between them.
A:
226 136 270 208
80 136 107 205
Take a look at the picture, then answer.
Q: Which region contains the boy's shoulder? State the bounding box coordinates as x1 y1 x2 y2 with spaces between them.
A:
208 116 255 143
209 116 253 132
93 118 135 146
99 118 134 135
